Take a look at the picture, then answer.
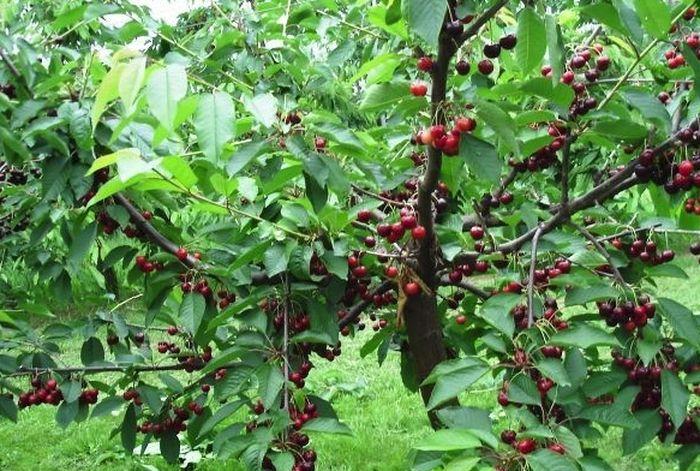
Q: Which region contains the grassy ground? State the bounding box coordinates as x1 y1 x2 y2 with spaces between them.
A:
0 256 699 470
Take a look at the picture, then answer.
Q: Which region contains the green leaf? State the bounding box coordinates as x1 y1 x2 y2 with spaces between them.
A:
0 395 18 422
67 223 97 274
180 293 206 335
313 122 365 152
578 404 639 428
658 298 700 350
477 293 520 338
118 57 146 114
592 119 648 140
426 362 489 410
80 337 105 365
527 449 578 471
263 245 290 277
91 396 124 418
545 14 565 81
583 370 627 397
458 134 502 183
581 3 628 36
199 400 245 437
520 77 574 109
56 399 79 429
244 93 278 128
227 140 271 176
359 81 409 111
146 63 187 131
515 7 547 74
401 0 447 48
632 0 671 39
565 284 619 306
661 369 690 428
160 432 180 464
508 375 541 406
622 409 662 455
360 329 391 358
92 62 125 128
194 92 235 163
302 417 353 435
476 100 519 153
683 44 700 85
414 429 480 451
436 407 492 432
258 364 284 409
121 403 136 454
550 324 621 349
622 88 670 133
536 358 571 387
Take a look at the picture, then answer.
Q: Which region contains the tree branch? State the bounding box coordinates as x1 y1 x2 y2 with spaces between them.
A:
113 193 201 269
338 280 394 329
438 276 490 300
457 0 510 45
526 225 544 327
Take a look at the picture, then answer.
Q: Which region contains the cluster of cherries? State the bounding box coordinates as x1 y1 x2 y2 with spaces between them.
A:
663 9 698 70
597 296 656 331
409 116 477 156
684 196 700 215
541 43 611 118
17 377 63 408
135 254 164 273
507 122 569 173
180 274 211 297
610 237 676 266
660 409 700 445
137 405 196 436
632 141 700 195
499 430 566 457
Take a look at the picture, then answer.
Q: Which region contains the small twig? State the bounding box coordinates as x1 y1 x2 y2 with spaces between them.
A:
352 184 413 208
526 225 545 328
0 47 33 97
570 222 629 289
109 293 143 312
560 137 573 205
338 281 394 329
438 276 490 300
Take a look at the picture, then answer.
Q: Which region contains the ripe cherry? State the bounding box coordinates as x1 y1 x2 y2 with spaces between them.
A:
596 56 610 71
314 137 327 150
455 315 467 325
497 390 509 406
456 60 471 75
455 117 476 133
357 210 372 223
560 70 575 84
499 34 517 50
478 59 494 75
404 282 421 297
352 266 368 278
483 43 501 58
469 225 484 240
656 92 669 104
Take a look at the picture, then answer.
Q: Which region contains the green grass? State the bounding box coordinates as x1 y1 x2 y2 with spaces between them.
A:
1 256 699 470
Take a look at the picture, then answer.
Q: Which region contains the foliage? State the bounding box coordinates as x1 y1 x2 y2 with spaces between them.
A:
0 0 700 470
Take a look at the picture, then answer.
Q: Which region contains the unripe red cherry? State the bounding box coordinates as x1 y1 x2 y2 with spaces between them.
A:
417 56 433 72
404 282 421 297
314 137 326 150
167 326 178 335
548 443 566 454
516 438 537 454
455 315 467 325
541 65 552 77
478 59 494 75
410 82 428 97
455 117 476 133
411 225 427 240
177 248 189 263
678 160 694 177
561 70 576 85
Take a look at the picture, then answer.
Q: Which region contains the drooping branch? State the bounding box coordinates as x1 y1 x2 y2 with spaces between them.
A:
113 193 201 269
570 222 629 289
338 280 394 329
